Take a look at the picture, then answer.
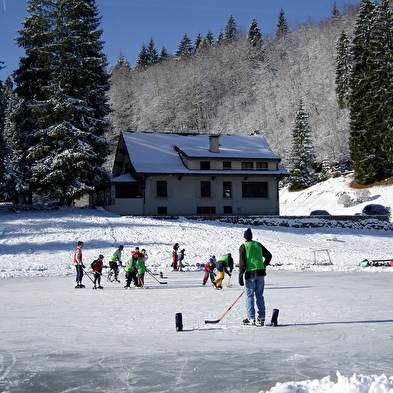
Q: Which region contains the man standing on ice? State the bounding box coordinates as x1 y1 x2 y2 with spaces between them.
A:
238 228 272 326
73 241 85 288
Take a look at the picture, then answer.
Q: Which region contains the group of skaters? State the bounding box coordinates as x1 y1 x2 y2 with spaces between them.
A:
171 243 186 271
202 253 233 289
73 227 272 326
73 242 148 289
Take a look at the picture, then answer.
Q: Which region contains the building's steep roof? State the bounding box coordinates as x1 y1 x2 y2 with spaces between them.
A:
121 131 287 175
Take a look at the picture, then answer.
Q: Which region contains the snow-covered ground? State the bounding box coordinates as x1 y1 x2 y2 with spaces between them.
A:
1 173 393 392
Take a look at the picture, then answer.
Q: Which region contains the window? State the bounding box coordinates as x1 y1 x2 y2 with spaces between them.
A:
156 181 167 197
197 206 216 214
223 181 232 198
200 181 211 197
200 161 210 170
242 182 268 198
157 206 167 214
241 162 253 170
223 161 231 170
223 206 233 214
256 162 268 170
115 184 142 198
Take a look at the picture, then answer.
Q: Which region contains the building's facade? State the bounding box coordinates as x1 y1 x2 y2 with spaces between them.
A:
105 132 288 216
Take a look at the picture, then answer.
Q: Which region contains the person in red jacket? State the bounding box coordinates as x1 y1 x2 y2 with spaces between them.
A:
171 243 180 270
202 256 216 285
91 254 105 289
73 241 85 288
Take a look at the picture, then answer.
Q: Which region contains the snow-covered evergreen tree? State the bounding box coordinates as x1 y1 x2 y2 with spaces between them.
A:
1 78 25 202
331 2 341 18
348 0 390 185
224 15 237 41
176 33 193 57
159 46 168 62
0 77 6 192
114 51 130 69
136 43 149 69
13 0 53 204
276 8 289 37
335 31 352 109
23 0 111 206
288 101 317 190
194 32 202 53
200 29 215 50
147 37 159 65
248 19 262 46
367 0 393 171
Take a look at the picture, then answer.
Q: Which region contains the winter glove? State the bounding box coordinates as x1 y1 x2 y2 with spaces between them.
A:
239 275 244 286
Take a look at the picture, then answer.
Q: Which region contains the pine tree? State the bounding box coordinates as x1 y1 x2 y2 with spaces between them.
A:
159 46 168 62
115 51 130 68
248 19 262 46
224 15 237 41
24 0 111 206
288 101 317 190
368 0 393 169
201 29 215 48
176 33 193 57
12 0 53 204
194 32 202 53
348 0 391 184
0 78 6 192
136 43 149 69
276 8 289 37
1 77 25 202
147 37 159 65
217 29 224 43
335 31 352 109
331 2 341 18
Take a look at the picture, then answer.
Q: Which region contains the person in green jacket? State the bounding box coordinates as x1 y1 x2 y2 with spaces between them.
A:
212 253 233 289
238 228 272 326
108 245 123 283
135 253 147 287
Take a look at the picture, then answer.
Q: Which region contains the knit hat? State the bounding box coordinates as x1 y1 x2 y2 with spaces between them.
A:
98 254 104 259
244 228 252 240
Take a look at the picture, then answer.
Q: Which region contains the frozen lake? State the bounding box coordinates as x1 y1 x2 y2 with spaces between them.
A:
1 270 392 392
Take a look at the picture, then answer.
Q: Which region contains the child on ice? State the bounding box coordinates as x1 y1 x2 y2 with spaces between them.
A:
135 252 147 287
91 254 105 289
202 256 216 285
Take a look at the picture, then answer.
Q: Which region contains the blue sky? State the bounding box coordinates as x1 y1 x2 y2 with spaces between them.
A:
1 0 360 80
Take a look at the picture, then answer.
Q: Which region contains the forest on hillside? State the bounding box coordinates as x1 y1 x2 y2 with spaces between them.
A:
107 5 359 170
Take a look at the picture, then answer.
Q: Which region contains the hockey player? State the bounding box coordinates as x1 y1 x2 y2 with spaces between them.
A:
202 256 216 285
73 241 85 288
108 245 123 283
213 253 233 289
91 254 105 289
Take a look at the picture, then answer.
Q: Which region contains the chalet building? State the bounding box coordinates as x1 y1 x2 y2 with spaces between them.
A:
105 131 288 216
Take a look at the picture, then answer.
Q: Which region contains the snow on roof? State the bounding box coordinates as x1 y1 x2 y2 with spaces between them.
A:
111 173 139 183
121 131 287 175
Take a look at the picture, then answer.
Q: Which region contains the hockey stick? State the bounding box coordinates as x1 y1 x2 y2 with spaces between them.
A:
82 267 95 284
205 291 244 324
147 269 167 284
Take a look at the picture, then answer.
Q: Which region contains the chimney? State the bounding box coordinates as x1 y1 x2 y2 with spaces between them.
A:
209 135 219 153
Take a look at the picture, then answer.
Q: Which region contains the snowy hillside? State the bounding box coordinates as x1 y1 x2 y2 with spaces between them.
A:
280 172 393 216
